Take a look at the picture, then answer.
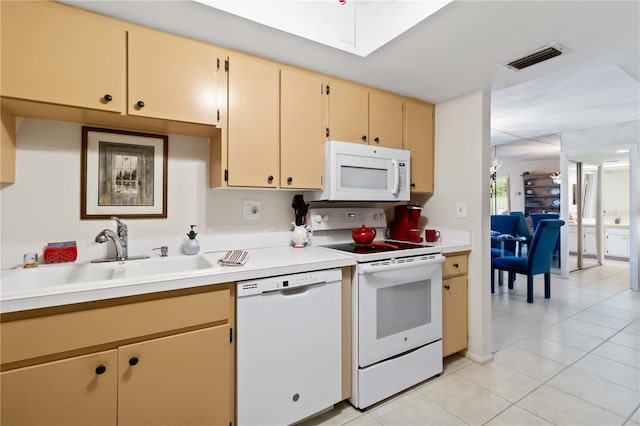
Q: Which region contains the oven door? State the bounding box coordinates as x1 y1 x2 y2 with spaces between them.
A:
357 255 443 367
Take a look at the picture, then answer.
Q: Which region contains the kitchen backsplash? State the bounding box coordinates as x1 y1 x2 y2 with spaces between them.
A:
0 118 297 268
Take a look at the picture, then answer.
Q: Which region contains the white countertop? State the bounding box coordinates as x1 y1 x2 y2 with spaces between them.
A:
0 246 356 314
1 240 472 314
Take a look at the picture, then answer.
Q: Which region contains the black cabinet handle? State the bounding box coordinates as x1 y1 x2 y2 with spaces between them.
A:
374 137 380 144
287 177 293 184
129 356 139 366
267 175 274 183
136 100 145 108
95 364 107 375
444 285 450 290
103 94 112 102
361 135 367 142
453 263 459 268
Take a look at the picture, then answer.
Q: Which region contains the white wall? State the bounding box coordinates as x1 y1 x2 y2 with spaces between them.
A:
603 167 630 223
497 159 560 213
421 91 493 363
0 118 297 268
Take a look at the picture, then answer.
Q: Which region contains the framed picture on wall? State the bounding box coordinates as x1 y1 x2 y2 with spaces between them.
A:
81 126 168 219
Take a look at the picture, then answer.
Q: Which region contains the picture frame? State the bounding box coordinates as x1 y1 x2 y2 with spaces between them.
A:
81 126 168 219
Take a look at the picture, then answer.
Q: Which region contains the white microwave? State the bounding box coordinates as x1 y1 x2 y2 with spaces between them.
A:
305 141 411 202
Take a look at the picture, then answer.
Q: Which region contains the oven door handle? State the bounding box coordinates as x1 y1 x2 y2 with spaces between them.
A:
358 256 444 274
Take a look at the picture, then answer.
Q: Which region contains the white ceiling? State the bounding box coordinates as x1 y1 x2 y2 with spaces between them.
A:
65 0 640 163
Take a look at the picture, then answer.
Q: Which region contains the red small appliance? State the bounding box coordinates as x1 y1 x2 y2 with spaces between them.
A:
389 205 423 242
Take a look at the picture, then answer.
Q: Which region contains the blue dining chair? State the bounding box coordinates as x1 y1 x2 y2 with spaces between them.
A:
490 215 519 258
510 211 531 247
531 213 560 264
491 219 565 303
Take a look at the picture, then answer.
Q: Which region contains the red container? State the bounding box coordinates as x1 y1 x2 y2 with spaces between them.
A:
43 241 78 264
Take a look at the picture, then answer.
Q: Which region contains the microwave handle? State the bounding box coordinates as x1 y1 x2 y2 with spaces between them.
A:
391 159 399 196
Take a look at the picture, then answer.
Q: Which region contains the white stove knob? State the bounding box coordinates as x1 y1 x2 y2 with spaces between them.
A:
314 214 323 224
373 213 380 221
321 214 329 223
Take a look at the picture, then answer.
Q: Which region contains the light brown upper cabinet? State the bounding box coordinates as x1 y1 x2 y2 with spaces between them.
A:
1 1 126 113
327 81 403 148
127 27 218 125
280 69 325 189
327 80 369 144
404 101 435 193
227 54 280 187
1 2 218 127
369 91 403 149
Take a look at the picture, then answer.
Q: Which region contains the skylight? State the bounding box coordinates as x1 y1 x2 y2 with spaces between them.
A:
194 0 452 57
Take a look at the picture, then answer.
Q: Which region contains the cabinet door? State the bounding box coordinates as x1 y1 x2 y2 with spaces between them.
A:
281 69 324 189
128 26 217 125
1 350 117 426
442 275 468 357
369 92 403 149
327 80 368 144
118 326 230 426
606 230 629 258
568 226 578 253
1 1 125 112
583 227 597 256
227 55 280 187
404 101 434 193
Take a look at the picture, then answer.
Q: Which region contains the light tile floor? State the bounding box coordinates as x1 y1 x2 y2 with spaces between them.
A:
300 260 640 425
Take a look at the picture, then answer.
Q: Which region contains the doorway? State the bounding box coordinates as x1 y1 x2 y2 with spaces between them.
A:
567 160 601 272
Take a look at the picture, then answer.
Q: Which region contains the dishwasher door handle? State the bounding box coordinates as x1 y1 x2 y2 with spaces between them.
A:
264 281 326 296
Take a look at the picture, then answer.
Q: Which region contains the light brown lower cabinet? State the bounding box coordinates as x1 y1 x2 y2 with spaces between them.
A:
1 350 118 426
0 285 234 426
442 252 469 357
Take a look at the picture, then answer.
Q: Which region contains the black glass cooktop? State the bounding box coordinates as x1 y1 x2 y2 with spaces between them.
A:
323 240 433 254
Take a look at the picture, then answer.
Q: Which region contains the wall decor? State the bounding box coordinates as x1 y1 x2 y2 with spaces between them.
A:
81 126 168 219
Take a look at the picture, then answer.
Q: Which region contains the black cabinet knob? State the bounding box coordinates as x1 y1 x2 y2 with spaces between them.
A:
267 175 274 183
411 183 416 188
95 364 107 375
136 100 145 108
444 285 450 290
129 356 139 366
453 263 459 268
103 94 113 102
361 135 367 142
287 177 293 184
374 137 380 144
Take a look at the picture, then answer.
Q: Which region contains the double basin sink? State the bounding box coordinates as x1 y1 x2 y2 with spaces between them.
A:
1 255 224 297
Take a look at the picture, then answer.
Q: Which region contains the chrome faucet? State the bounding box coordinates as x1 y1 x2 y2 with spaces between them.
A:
94 217 128 260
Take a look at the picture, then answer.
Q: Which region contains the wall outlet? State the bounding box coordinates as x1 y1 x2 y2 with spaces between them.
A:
456 202 467 218
243 200 261 219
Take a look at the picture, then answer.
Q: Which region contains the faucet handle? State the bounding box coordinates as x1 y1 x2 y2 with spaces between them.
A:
153 246 169 257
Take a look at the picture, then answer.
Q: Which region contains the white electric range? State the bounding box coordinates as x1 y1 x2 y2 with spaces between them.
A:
308 207 444 409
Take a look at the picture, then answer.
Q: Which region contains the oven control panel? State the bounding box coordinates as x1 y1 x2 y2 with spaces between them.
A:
308 208 387 231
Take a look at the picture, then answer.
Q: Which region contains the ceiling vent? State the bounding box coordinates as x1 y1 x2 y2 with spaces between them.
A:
505 43 566 71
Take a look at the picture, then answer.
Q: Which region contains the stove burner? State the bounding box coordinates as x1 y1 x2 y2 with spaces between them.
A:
323 240 433 254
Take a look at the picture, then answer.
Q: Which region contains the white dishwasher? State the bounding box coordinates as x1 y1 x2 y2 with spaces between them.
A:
237 268 342 426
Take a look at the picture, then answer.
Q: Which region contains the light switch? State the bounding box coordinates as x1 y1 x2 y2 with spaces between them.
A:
456 202 467 218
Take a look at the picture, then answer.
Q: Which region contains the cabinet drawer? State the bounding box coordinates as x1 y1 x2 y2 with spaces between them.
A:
1 286 230 365
442 254 468 277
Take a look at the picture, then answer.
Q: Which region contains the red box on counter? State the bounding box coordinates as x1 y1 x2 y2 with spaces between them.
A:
43 241 77 264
